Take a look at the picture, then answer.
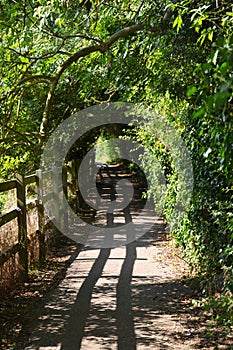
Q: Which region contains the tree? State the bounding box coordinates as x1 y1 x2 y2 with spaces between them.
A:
0 0 169 176
0 0 232 327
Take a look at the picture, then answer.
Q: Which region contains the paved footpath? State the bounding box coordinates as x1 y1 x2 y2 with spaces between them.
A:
24 225 203 350
24 165 213 350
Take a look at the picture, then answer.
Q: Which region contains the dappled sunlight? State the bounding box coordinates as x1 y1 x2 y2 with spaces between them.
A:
19 162 232 350
24 228 213 350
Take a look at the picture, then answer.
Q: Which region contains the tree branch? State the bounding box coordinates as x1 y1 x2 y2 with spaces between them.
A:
39 23 145 141
0 122 35 146
17 75 53 86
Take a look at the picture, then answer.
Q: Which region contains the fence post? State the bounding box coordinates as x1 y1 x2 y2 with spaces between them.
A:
71 159 77 196
52 167 60 226
51 167 63 245
69 160 77 212
62 166 68 230
16 173 28 281
36 169 46 265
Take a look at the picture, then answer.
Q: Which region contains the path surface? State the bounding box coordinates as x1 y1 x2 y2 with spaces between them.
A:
25 228 195 350
23 165 230 350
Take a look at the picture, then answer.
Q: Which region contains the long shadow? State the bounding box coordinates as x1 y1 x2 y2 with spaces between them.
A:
24 163 217 350
116 241 137 350
60 246 112 350
61 169 137 349
116 204 136 349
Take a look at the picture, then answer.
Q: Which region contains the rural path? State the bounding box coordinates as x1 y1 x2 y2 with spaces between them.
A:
23 165 229 350
24 228 196 350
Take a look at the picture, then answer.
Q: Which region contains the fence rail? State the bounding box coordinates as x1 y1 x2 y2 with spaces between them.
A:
0 179 17 192
0 209 18 228
0 164 76 284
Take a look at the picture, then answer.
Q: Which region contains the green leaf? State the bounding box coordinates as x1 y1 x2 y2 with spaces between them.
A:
55 17 63 28
173 14 182 32
192 107 205 119
197 29 207 45
187 86 197 97
208 30 213 42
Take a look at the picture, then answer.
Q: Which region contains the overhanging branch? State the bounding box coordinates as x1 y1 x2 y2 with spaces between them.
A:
39 24 146 141
0 122 35 146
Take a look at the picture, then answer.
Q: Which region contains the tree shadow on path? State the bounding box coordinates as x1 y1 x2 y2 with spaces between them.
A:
24 164 232 350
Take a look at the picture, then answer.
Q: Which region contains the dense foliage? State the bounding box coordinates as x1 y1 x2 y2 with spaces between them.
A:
0 0 232 327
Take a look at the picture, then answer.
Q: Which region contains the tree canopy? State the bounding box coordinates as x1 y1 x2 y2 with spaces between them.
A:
0 0 233 327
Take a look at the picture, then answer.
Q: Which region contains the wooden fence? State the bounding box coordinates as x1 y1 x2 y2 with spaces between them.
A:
0 164 76 284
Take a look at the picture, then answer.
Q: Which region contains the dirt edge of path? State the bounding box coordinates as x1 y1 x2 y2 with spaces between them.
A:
0 234 81 350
